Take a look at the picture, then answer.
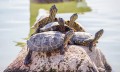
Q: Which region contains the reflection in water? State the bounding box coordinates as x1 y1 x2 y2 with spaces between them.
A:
0 0 30 72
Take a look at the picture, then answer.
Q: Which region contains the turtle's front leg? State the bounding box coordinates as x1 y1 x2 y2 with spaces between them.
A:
59 45 65 55
60 30 74 55
24 49 33 66
88 42 93 52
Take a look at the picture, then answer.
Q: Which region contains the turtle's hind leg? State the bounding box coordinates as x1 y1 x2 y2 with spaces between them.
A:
24 49 32 66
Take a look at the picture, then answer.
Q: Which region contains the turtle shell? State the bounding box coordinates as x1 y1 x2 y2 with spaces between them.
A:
40 22 69 31
31 15 49 29
40 22 59 30
71 32 94 45
31 15 57 29
27 31 64 52
65 21 86 32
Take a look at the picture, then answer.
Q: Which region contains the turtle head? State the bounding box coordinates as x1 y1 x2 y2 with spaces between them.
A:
88 29 104 52
70 13 78 22
93 29 104 43
50 5 58 15
58 18 65 26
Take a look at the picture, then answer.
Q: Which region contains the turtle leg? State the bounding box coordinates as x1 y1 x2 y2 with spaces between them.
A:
60 30 74 55
82 39 93 52
88 41 93 52
24 49 33 66
59 45 65 55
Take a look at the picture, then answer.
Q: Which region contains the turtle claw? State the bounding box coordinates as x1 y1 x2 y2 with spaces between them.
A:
89 42 93 52
89 47 92 52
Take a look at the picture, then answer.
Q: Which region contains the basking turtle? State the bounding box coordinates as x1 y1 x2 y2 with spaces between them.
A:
24 30 74 65
70 29 104 51
31 5 58 29
39 26 103 52
35 18 76 34
65 13 86 32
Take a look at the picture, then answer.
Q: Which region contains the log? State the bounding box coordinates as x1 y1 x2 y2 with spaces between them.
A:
4 45 102 72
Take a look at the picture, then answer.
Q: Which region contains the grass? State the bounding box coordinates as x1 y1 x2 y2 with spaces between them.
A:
15 41 26 48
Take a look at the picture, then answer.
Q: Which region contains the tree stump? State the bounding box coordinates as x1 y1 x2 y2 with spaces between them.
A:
4 45 102 72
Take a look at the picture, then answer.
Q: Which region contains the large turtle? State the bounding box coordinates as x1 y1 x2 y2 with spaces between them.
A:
24 30 74 65
34 18 76 34
69 29 104 51
31 5 58 29
65 13 86 32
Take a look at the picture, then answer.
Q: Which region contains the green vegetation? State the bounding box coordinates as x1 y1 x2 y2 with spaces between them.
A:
15 41 26 47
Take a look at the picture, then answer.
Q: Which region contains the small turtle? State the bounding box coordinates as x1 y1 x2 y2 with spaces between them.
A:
31 5 58 29
70 29 104 51
35 18 76 34
65 13 86 32
24 30 74 65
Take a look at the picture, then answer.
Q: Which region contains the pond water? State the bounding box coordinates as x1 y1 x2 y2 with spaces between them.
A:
0 0 30 71
0 0 120 72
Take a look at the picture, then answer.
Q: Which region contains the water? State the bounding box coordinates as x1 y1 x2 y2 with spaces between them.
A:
0 0 30 71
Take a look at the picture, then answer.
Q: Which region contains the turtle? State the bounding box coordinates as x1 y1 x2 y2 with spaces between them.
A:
31 5 58 29
65 13 86 32
34 18 76 34
24 30 74 65
38 26 103 52
69 29 104 51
